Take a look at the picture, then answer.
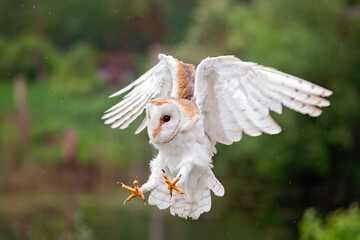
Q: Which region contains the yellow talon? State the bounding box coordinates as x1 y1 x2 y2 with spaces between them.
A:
117 177 145 205
162 169 185 196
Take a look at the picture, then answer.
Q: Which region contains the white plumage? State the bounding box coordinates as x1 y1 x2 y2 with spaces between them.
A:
102 54 332 219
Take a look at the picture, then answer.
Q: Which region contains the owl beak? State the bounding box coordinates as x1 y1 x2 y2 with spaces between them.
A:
152 118 165 139
152 126 161 139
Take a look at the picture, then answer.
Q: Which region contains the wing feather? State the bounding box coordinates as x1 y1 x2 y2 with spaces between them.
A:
117 92 156 129
103 92 149 124
224 84 263 136
260 80 330 107
255 66 333 97
134 116 148 134
107 67 154 98
111 95 150 129
195 56 332 144
215 87 242 143
102 54 179 132
241 81 282 134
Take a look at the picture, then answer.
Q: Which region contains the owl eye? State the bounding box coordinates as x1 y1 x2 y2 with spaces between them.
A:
163 115 171 122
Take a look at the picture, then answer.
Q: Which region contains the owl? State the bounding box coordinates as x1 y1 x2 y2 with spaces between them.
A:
102 54 332 219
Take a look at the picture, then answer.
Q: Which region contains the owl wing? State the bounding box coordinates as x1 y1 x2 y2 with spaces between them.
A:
195 56 333 145
102 54 180 133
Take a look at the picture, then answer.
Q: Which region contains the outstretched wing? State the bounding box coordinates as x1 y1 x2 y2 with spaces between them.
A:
195 56 333 145
102 54 180 133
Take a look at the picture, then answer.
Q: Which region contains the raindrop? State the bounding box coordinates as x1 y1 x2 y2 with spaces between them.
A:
33 5 35 9
48 11 52 15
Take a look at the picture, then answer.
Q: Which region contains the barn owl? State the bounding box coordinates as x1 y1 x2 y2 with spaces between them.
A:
102 54 332 219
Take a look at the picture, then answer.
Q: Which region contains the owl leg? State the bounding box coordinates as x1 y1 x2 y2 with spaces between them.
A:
162 169 185 197
117 177 146 205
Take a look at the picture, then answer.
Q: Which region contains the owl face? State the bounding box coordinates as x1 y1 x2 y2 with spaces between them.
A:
146 101 182 143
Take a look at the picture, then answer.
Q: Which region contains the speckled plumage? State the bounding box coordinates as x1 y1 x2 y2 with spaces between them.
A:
102 54 332 219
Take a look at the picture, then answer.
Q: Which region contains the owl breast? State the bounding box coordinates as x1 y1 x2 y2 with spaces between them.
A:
154 123 212 175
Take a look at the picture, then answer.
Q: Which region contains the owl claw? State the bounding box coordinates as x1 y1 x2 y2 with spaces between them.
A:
117 177 146 205
162 169 185 196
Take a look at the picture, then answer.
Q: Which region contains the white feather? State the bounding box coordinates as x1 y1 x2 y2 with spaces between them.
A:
195 56 332 144
256 66 333 97
102 55 179 129
134 116 148 134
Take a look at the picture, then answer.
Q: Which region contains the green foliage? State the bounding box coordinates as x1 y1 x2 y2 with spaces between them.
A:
26 211 96 240
0 35 59 81
49 43 100 94
0 82 152 170
299 203 360 240
0 0 192 50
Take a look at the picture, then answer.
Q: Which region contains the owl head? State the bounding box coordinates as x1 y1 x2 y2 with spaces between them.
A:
146 98 200 144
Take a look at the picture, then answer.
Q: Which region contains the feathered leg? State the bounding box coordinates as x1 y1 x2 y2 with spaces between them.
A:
166 165 224 219
139 156 165 193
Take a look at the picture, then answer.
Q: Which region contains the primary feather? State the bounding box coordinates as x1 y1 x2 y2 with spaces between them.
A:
195 56 332 145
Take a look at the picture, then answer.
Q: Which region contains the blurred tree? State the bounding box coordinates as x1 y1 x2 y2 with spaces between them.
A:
299 203 360 240
49 43 100 94
26 211 96 240
0 35 59 81
0 0 194 50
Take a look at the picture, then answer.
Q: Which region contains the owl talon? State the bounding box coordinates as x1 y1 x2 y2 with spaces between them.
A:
117 177 146 205
162 169 185 196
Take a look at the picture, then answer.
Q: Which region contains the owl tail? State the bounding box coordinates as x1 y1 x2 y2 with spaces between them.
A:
148 168 224 219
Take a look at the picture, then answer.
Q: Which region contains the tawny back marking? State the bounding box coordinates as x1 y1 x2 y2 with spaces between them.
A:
176 60 195 100
173 99 200 120
148 99 171 106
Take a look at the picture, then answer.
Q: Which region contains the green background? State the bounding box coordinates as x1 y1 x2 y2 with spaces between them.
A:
0 0 359 239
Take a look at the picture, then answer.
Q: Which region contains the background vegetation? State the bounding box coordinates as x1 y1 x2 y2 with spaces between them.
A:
0 0 359 239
